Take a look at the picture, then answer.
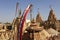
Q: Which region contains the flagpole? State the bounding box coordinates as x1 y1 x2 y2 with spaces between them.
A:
15 2 19 18
30 6 32 22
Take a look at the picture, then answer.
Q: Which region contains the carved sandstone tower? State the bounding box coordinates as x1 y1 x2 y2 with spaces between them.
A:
36 9 43 27
36 9 42 23
47 8 56 29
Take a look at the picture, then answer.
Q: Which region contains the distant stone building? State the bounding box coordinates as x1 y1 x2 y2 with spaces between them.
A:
36 10 44 27
36 12 42 23
55 20 60 32
44 8 56 30
43 8 60 32
35 8 60 32
0 23 14 40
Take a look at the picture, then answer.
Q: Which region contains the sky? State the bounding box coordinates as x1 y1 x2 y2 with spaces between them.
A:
0 0 60 23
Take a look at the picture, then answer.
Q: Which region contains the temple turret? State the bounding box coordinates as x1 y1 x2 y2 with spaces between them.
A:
36 13 42 23
36 9 43 27
22 19 43 40
36 9 42 23
47 8 56 29
48 8 56 24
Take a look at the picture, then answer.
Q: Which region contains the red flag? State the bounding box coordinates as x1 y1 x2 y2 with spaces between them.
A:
19 4 32 40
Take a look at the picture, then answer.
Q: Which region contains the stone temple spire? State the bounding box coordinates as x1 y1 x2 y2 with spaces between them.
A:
48 7 56 24
36 8 42 23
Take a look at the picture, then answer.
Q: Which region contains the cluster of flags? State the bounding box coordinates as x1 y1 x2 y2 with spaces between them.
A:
17 4 32 40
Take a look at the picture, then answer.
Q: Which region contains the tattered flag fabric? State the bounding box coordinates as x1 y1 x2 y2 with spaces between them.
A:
18 4 32 40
